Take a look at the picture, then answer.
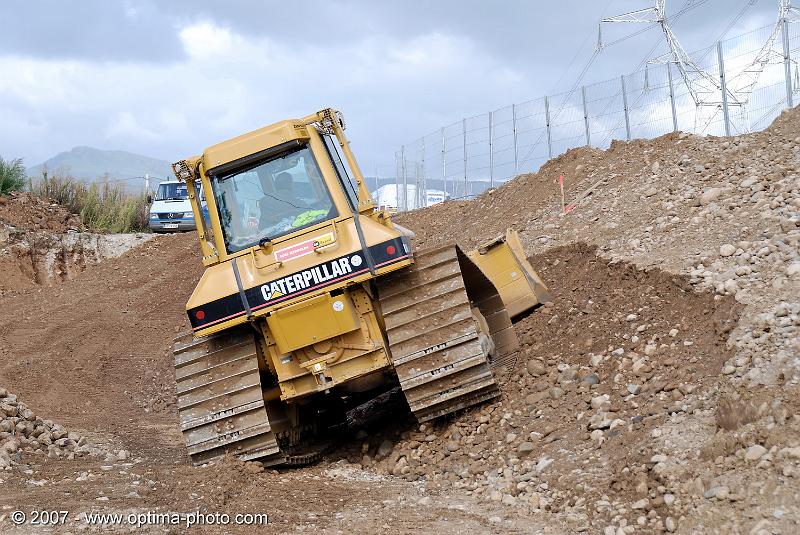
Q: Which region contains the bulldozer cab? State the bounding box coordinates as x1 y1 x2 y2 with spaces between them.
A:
175 110 374 267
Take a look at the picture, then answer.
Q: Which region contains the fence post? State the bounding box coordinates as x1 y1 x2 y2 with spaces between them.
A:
394 152 399 211
488 112 494 189
717 42 731 136
420 138 426 208
783 17 794 109
401 145 407 211
544 96 553 159
581 86 591 146
462 118 468 198
667 62 679 132
621 75 631 140
441 127 447 199
512 104 518 176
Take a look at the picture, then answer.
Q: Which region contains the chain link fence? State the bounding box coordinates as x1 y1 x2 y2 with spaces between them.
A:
393 20 800 211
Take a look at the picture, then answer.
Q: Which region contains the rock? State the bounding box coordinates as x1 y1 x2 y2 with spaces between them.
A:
745 444 767 461
779 446 800 459
0 403 18 417
117 449 130 461
665 516 676 532
591 394 610 410
719 244 736 257
518 442 535 456
445 441 460 453
377 439 394 458
631 498 648 510
549 387 564 400
417 496 431 506
525 391 548 406
704 485 730 499
627 384 640 395
505 433 517 444
700 187 722 204
786 263 800 278
392 457 407 476
560 368 578 382
526 360 547 377
1 438 20 453
581 373 599 385
535 457 553 473
625 314 638 322
663 493 675 506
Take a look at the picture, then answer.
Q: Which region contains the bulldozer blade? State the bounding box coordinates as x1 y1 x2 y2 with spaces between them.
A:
466 229 551 319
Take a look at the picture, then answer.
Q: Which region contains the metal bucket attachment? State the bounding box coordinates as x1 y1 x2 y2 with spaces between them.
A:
466 229 551 319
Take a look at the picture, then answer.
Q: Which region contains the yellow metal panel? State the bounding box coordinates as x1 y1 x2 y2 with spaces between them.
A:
266 293 359 354
203 121 309 170
467 230 551 318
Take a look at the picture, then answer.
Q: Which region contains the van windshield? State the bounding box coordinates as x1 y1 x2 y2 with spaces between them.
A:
210 144 338 253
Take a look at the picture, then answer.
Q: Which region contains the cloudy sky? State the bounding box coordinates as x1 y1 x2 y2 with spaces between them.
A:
0 0 783 177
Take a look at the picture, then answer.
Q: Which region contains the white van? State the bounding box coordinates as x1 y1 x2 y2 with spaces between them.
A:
147 180 207 232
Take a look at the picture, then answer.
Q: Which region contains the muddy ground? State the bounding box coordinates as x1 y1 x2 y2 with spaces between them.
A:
1 107 798 534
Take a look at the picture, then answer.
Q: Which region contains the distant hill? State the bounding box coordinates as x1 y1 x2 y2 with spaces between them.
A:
27 147 173 184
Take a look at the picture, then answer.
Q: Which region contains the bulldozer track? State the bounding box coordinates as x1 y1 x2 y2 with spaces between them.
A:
378 244 518 422
173 328 287 466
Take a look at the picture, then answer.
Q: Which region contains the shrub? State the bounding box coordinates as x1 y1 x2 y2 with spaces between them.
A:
0 156 26 195
29 171 149 233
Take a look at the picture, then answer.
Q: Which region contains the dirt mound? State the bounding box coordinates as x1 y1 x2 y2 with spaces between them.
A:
0 227 154 294
0 192 154 294
0 192 83 233
348 243 737 527
0 233 201 432
386 106 799 532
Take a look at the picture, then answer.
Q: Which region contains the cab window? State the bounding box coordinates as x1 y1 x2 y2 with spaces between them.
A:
210 145 338 253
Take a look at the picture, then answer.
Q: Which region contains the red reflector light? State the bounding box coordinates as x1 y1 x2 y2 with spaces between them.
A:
386 245 396 255
195 310 206 320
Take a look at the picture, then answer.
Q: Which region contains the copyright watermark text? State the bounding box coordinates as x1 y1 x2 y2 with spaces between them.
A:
4 510 269 528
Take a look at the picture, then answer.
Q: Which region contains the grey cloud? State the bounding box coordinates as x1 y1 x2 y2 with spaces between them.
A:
1 0 186 62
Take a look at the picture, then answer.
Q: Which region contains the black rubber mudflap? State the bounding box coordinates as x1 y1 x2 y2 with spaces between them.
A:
377 244 518 422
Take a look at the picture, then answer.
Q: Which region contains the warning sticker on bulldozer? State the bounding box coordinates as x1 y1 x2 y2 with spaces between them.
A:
274 233 335 263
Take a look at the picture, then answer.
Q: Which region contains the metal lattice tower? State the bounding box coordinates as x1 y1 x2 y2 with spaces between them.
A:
726 1 800 103
600 0 732 107
600 1 799 133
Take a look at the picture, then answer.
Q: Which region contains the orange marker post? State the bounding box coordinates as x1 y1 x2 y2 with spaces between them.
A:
559 174 577 215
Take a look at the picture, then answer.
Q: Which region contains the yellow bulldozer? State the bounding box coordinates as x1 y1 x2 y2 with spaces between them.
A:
171 108 550 465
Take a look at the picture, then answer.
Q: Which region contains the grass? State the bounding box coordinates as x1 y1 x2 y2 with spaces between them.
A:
0 156 26 195
29 171 150 233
